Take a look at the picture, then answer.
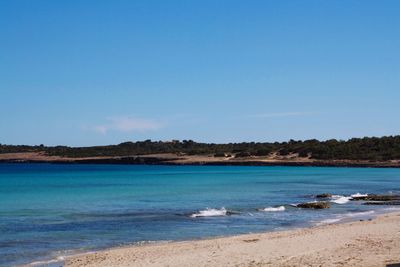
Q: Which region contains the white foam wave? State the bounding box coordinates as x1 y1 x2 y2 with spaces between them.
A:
383 207 400 212
315 218 342 226
329 193 369 204
351 193 368 198
331 195 351 204
315 210 376 226
262 206 285 212
28 256 65 266
190 208 228 218
343 210 375 217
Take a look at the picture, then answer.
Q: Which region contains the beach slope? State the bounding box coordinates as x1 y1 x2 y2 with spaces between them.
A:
65 213 400 267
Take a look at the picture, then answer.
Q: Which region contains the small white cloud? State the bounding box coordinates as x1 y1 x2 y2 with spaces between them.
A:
250 112 315 118
94 125 108 135
93 116 164 135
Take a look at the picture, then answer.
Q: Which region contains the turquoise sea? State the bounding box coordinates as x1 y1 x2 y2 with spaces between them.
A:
1 163 400 266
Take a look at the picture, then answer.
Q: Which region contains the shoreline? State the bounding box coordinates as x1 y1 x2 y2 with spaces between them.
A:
3 161 400 168
39 212 400 267
1 152 400 168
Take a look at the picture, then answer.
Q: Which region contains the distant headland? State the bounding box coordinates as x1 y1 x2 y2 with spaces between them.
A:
1 135 400 167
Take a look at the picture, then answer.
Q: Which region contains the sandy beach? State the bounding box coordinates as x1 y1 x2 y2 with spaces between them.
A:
2 152 400 168
65 212 400 267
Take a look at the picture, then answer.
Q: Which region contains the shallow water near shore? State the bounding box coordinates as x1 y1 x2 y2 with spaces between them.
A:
1 163 400 266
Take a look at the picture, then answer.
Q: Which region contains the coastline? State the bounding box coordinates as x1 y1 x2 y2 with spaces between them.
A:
1 152 400 168
62 212 400 267
7 164 399 267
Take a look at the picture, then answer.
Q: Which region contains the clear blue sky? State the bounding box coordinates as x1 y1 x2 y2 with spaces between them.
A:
1 1 399 146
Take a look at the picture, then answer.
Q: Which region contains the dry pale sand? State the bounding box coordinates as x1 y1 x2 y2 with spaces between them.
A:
2 152 400 167
65 212 400 267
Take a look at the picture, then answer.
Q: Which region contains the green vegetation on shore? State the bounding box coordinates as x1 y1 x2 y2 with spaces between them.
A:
1 136 400 161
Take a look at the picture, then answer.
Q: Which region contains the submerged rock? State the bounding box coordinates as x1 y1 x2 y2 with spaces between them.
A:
316 193 332 198
296 202 330 209
351 195 400 201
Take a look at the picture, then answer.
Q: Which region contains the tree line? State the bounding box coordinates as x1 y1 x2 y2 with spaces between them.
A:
1 136 400 161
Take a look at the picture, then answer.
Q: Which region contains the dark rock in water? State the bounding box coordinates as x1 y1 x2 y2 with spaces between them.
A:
316 193 332 198
296 202 330 209
351 195 400 201
363 201 400 205
226 211 240 215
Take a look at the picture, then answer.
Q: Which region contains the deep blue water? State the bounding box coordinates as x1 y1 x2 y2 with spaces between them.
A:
1 163 400 266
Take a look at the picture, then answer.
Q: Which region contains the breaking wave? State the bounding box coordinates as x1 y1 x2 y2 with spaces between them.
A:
261 206 286 212
329 193 369 204
351 193 368 198
331 195 351 204
190 208 228 218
